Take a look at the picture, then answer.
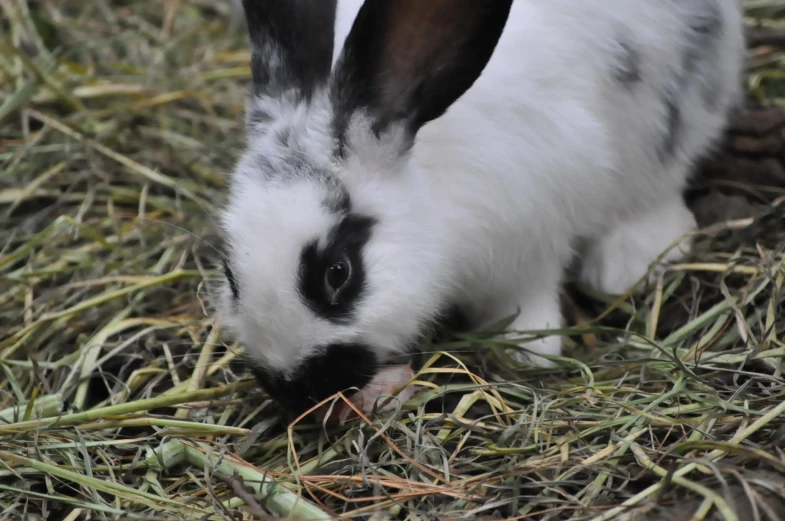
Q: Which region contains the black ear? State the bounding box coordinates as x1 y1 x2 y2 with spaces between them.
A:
242 0 338 100
332 0 513 141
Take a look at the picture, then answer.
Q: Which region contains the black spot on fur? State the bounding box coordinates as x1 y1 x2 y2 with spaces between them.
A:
241 0 337 100
254 155 276 178
281 149 313 177
700 75 722 112
298 214 376 323
613 38 642 86
662 88 682 159
690 1 724 110
222 258 240 300
275 127 291 148
433 304 471 334
323 185 351 214
659 1 725 161
689 1 723 39
249 343 378 415
253 147 335 184
247 108 273 129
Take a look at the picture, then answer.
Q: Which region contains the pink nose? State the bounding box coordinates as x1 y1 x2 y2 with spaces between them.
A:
311 365 417 424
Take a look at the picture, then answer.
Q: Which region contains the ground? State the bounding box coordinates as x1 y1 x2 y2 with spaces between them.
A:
1 1 785 521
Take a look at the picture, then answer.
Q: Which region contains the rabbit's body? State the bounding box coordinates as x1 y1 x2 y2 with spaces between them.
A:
344 0 745 351
219 0 745 414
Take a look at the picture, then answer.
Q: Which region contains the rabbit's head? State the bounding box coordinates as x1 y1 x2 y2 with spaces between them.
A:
217 0 513 415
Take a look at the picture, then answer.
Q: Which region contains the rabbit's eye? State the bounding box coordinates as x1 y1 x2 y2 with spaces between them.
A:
324 257 351 301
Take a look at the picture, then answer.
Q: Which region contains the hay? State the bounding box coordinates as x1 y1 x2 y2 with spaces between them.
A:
1 1 784 520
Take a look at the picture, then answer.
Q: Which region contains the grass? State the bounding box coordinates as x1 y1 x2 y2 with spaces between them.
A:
1 1 785 520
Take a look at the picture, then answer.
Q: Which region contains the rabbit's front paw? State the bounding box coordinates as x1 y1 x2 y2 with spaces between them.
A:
580 196 696 296
502 286 564 368
507 334 562 369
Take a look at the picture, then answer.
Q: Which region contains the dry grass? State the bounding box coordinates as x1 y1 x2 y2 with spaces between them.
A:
2 1 785 520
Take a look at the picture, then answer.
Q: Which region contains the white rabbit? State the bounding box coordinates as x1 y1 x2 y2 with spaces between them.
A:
216 0 746 414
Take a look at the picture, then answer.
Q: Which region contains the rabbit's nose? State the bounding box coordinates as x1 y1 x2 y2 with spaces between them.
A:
251 342 380 417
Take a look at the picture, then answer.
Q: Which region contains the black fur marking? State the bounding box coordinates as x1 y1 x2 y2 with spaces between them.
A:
688 1 723 39
252 146 336 184
691 1 724 110
280 149 313 177
662 88 682 159
249 343 378 415
613 38 642 86
323 185 351 214
241 0 337 100
433 304 471 335
331 0 514 150
659 1 725 161
700 74 722 112
275 127 291 148
222 258 240 300
298 214 376 323
247 108 273 129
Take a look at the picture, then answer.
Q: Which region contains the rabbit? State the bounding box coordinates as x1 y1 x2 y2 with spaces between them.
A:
215 0 746 415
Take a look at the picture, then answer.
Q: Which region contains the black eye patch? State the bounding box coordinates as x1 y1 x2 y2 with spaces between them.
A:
298 213 376 323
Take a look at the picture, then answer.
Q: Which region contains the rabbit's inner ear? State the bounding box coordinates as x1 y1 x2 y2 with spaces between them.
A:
331 0 513 141
241 0 337 100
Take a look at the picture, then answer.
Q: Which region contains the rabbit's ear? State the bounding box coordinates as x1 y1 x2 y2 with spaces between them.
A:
331 0 513 142
241 0 338 100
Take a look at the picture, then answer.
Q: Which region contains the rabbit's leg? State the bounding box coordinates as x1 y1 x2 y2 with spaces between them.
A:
579 195 696 296
503 273 564 368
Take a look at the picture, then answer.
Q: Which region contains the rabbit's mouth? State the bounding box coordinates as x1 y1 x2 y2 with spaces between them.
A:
312 364 418 424
248 342 379 417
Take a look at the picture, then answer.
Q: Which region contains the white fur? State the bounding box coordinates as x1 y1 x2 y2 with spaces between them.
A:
219 0 746 372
